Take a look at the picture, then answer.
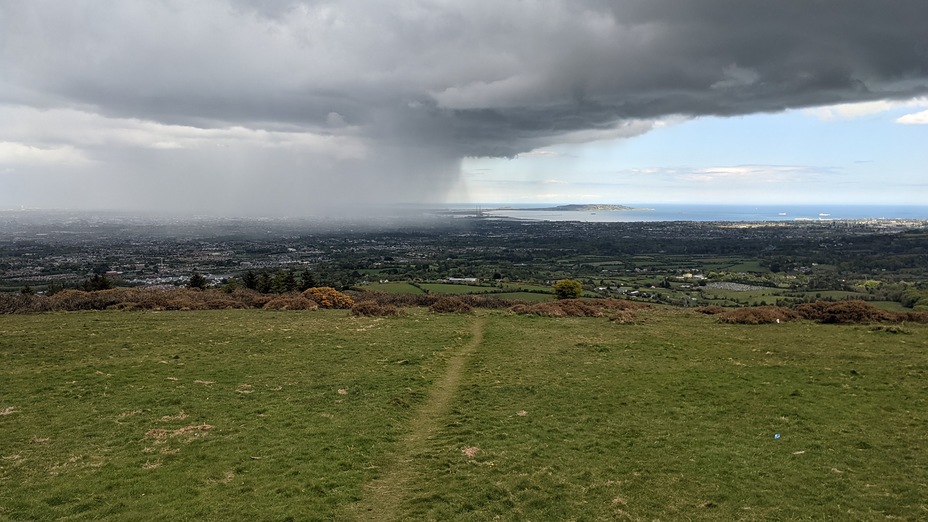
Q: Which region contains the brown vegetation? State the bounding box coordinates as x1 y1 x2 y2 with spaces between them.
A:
5 288 925 329
794 300 894 324
717 300 928 325
351 300 403 317
0 288 272 313
428 297 473 314
262 294 319 311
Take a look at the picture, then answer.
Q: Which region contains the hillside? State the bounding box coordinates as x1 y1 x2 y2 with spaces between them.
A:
2 308 927 520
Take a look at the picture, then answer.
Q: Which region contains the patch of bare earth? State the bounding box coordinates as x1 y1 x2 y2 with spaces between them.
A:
344 317 485 521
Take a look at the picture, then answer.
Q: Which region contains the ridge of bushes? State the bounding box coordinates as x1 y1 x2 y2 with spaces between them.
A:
3 288 926 326
712 300 928 325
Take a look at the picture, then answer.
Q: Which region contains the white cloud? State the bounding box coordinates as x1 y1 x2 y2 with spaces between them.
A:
806 97 928 121
684 165 812 183
896 109 928 125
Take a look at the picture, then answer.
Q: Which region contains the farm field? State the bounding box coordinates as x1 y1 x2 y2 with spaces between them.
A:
417 283 497 295
2 309 928 520
356 282 424 294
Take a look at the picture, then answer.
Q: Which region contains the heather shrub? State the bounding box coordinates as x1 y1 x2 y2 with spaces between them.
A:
510 299 636 318
303 287 355 309
0 293 52 314
795 300 894 324
555 299 604 317
429 297 473 313
351 300 402 317
263 294 319 310
900 311 928 323
696 305 726 315
509 302 567 317
227 288 273 308
717 306 799 325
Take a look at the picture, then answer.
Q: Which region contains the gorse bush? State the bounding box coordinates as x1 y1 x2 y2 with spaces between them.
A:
303 287 355 309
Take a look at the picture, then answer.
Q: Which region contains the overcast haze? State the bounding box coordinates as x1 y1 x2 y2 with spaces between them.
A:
2 1 927 215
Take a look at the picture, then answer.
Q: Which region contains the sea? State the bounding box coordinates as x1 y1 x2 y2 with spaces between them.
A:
454 204 928 223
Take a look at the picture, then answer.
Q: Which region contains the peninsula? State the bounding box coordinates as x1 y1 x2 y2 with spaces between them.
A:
521 204 639 211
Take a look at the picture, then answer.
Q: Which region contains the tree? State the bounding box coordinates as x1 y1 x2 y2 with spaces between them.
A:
82 274 114 291
299 268 316 291
257 273 272 293
283 270 298 292
187 272 208 290
242 270 258 290
552 279 583 299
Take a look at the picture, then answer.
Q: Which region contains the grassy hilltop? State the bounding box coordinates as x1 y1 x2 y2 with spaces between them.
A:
2 308 928 520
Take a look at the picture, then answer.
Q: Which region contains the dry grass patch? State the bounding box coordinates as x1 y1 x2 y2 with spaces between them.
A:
159 411 189 422
144 424 213 441
717 306 799 325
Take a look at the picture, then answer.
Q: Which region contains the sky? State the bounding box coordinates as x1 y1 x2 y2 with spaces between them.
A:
1 1 927 216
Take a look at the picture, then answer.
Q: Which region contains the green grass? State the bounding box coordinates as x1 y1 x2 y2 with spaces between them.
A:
491 292 554 303
0 310 473 520
2 309 928 520
418 283 495 295
357 282 425 294
499 283 553 293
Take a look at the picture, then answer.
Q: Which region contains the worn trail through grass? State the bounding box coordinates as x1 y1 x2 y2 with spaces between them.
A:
345 316 486 521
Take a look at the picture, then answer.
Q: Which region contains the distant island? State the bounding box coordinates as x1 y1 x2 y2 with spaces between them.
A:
520 204 639 212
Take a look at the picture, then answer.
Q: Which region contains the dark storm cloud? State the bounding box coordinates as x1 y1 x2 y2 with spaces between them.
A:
1 0 926 213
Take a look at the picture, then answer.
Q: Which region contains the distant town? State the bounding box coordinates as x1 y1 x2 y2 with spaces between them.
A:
2 209 926 310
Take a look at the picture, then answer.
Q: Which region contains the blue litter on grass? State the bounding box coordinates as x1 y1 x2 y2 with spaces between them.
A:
774 433 781 439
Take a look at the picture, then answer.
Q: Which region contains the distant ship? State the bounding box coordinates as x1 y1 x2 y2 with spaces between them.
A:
819 213 831 217
778 212 787 216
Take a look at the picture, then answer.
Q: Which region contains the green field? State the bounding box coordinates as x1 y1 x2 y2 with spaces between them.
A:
490 291 554 303
2 309 928 520
357 282 425 294
417 283 496 295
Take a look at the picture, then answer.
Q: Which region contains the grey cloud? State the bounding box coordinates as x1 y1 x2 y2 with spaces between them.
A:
1 0 927 214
